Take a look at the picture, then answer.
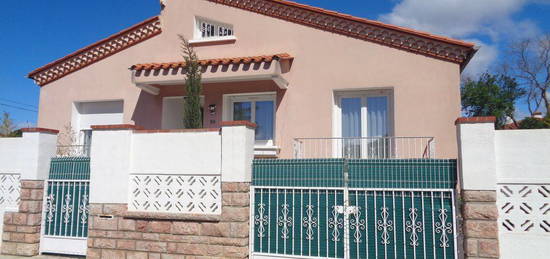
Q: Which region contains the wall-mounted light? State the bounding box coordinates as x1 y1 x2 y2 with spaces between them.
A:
208 104 216 115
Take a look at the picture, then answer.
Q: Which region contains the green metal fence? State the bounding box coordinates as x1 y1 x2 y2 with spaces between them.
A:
251 159 457 259
44 157 90 238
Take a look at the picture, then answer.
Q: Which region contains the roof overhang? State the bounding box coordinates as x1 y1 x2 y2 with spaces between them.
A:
28 16 162 86
130 54 293 95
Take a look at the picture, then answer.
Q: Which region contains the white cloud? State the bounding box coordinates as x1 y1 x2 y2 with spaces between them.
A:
462 40 499 77
379 0 544 75
379 0 536 40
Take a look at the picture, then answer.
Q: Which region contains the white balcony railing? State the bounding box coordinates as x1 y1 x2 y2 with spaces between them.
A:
293 137 436 159
56 145 91 157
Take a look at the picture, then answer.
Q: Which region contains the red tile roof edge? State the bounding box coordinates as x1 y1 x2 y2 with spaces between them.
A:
28 16 161 81
91 124 144 130
220 120 258 129
131 53 293 71
133 128 220 133
455 116 496 125
20 128 59 134
208 0 476 66
268 0 474 48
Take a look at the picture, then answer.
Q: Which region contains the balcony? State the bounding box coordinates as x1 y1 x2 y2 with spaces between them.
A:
293 136 436 159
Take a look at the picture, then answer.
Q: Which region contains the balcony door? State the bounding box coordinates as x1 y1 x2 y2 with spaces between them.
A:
336 92 391 158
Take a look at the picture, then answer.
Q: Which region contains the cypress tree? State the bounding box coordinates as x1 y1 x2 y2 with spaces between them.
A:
179 35 203 128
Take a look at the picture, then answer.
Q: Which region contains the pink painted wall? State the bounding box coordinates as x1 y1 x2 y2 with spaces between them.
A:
36 0 462 158
158 80 282 128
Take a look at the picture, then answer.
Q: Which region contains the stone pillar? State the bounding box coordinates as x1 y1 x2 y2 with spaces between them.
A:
0 128 58 257
456 117 499 259
1 180 45 256
462 190 499 258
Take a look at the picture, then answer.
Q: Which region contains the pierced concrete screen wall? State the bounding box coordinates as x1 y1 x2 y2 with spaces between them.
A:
498 184 550 233
128 174 221 215
0 173 20 210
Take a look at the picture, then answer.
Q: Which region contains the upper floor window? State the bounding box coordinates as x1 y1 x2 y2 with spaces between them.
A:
195 18 233 40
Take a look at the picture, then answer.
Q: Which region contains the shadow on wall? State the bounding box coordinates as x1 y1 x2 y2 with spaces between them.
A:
131 91 162 129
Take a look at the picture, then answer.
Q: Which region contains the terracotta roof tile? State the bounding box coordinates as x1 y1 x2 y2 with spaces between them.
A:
130 53 294 71
28 16 162 86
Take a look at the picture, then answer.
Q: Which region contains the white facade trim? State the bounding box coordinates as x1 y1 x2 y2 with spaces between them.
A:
222 92 277 149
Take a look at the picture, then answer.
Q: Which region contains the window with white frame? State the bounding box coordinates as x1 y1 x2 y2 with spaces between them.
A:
334 90 393 158
224 93 275 146
195 17 233 40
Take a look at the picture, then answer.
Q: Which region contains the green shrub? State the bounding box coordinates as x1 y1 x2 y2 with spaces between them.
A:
518 117 550 129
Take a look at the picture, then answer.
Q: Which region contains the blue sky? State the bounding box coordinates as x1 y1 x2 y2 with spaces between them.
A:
1 0 549 126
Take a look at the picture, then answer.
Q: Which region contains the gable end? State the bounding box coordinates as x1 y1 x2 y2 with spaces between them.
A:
207 0 476 68
28 16 162 86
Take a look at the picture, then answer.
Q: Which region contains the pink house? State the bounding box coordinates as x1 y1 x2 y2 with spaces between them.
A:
28 0 476 159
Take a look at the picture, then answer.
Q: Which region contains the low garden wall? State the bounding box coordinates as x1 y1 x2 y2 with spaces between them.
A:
87 122 255 258
456 117 550 259
0 129 57 256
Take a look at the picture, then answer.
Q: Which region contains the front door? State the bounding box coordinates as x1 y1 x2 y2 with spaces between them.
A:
40 157 90 256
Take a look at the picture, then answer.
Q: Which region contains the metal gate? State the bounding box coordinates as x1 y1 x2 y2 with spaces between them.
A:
251 159 457 259
40 157 90 256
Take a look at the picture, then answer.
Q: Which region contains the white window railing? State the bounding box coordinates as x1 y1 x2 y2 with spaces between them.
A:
293 137 436 159
56 145 91 157
196 18 233 39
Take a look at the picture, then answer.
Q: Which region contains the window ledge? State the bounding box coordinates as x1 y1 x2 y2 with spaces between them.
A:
189 36 237 46
123 210 221 222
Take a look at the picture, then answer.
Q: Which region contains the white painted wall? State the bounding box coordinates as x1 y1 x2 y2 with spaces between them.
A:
89 129 133 204
0 131 57 249
456 122 497 190
131 131 222 175
221 125 255 182
0 132 57 180
89 125 254 204
495 129 550 183
72 101 123 132
458 123 550 259
494 129 550 259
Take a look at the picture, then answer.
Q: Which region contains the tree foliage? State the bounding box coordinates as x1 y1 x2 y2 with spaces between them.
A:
461 73 525 128
0 112 18 137
179 35 203 129
518 117 550 129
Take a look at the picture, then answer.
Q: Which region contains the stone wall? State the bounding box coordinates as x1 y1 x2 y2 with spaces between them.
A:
87 182 250 259
462 190 499 259
1 180 44 256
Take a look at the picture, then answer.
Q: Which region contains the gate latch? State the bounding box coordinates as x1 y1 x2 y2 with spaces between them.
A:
334 205 358 214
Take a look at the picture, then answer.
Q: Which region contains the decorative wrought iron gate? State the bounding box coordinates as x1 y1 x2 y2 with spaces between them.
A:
251 159 457 259
40 157 90 256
